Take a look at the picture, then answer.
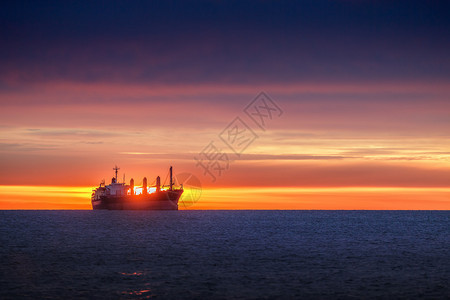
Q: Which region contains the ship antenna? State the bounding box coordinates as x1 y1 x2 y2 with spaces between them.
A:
113 165 120 182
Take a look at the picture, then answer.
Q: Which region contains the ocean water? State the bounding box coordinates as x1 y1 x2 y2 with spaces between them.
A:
0 211 449 299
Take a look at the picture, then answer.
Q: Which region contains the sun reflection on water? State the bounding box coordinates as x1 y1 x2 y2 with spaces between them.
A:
119 271 155 298
121 289 154 298
119 272 145 276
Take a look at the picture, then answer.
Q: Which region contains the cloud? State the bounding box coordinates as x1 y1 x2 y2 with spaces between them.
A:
1 2 450 86
0 142 58 152
0 1 449 196
24 128 128 138
214 161 450 188
237 154 347 161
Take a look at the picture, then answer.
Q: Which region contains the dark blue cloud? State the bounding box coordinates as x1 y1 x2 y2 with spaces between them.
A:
1 0 449 85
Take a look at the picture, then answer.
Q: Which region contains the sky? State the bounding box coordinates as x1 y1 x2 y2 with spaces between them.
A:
1 0 449 209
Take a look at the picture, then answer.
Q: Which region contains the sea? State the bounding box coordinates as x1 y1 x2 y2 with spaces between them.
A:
0 210 449 299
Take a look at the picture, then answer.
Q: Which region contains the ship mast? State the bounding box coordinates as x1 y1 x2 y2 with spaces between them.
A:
170 166 173 191
113 165 120 183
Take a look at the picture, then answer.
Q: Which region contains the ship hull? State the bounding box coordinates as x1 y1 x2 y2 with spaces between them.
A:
91 190 182 210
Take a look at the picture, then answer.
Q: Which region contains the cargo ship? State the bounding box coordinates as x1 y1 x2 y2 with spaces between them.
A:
91 166 183 210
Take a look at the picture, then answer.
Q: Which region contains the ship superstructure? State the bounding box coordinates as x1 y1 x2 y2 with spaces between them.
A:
91 166 183 210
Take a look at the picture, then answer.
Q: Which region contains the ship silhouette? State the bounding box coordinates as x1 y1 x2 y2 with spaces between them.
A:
91 166 183 210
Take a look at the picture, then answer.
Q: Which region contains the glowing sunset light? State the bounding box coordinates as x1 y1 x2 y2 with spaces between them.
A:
131 186 158 195
133 187 143 195
1 185 449 210
0 185 92 198
0 185 92 210
0 1 449 210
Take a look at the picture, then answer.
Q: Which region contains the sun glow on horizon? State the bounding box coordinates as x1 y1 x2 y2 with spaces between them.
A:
0 185 449 210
